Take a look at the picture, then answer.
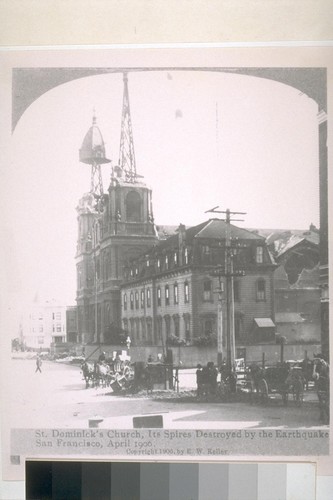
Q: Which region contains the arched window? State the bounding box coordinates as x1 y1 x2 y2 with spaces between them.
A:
174 283 179 304
174 252 178 266
165 285 170 306
130 292 134 310
173 315 180 337
184 282 189 303
147 288 151 307
157 287 161 306
126 191 141 222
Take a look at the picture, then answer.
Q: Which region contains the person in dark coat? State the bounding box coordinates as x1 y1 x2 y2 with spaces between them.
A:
208 362 218 395
196 364 203 397
35 355 42 373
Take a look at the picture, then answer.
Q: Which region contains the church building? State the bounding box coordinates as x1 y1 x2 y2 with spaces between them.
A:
75 74 158 345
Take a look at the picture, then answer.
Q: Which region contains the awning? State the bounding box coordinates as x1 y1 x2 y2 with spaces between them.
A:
254 318 275 328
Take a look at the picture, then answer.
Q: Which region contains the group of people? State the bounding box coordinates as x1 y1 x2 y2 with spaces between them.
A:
196 361 238 398
196 362 218 398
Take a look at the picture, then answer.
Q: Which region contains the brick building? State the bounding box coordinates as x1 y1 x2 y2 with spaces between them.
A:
121 220 277 352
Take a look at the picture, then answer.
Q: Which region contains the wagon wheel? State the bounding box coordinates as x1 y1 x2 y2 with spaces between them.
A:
293 380 304 407
258 379 269 405
249 380 257 405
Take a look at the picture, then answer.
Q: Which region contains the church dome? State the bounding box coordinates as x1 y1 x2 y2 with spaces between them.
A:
79 114 111 165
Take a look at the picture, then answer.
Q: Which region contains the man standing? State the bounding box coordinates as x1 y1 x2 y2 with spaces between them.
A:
35 355 42 373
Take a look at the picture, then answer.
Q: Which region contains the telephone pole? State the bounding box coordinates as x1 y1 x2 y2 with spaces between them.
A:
206 207 247 374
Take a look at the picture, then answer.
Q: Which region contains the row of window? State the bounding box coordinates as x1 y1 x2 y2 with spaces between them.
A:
123 313 191 342
30 311 62 321
30 323 64 333
200 244 264 264
123 278 267 311
128 248 189 278
123 282 190 311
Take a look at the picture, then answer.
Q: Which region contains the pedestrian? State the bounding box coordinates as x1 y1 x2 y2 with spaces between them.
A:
35 355 42 373
196 364 203 398
201 363 210 399
208 362 218 396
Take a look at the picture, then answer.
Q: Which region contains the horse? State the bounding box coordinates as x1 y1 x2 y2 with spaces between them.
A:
247 363 263 404
285 367 304 407
94 361 112 387
81 361 95 388
298 358 315 391
312 358 330 424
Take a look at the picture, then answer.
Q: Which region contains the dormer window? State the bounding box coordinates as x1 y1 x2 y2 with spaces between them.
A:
157 258 161 270
256 246 264 264
184 247 189 265
174 252 178 265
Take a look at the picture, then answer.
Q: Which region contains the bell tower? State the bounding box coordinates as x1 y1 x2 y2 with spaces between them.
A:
76 113 111 344
76 74 158 347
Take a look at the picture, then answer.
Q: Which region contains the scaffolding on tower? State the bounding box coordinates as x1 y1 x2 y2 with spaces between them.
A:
118 72 142 183
79 111 111 212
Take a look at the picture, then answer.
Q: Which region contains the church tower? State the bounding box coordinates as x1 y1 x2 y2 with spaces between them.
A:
76 113 111 344
76 73 158 346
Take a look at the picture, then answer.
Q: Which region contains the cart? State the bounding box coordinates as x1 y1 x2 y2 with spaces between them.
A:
250 364 304 406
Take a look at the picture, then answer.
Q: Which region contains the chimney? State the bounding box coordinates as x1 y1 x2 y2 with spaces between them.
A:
178 224 186 265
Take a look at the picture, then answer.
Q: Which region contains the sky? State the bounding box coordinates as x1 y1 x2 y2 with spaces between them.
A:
5 69 320 313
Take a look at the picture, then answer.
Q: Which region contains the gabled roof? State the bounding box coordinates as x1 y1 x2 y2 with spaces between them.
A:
151 219 263 254
194 219 265 242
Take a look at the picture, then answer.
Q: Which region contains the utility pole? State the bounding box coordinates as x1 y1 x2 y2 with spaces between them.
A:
206 207 246 375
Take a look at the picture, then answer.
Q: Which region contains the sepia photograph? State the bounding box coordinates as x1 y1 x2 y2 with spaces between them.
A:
0 48 330 479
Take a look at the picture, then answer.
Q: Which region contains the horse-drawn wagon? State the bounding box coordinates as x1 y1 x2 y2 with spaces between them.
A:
248 362 304 406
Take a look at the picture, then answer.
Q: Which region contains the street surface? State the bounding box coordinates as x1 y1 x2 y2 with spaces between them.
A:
3 358 324 430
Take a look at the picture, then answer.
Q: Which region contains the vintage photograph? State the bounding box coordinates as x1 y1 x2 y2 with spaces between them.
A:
1 50 330 478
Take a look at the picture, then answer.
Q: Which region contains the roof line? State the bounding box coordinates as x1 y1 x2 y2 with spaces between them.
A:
194 219 214 238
